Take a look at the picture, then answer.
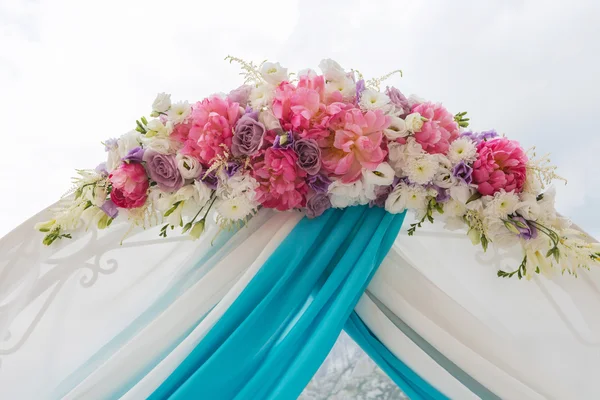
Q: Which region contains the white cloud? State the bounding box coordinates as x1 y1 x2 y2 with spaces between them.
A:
0 0 599 238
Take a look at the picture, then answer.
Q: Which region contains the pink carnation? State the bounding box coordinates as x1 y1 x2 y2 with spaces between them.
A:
472 138 528 196
108 163 149 209
411 102 460 154
321 108 389 183
272 75 346 140
184 96 242 165
252 148 308 211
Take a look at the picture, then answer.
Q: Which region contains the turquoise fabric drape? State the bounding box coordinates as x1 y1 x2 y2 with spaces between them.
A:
344 312 449 400
150 206 445 400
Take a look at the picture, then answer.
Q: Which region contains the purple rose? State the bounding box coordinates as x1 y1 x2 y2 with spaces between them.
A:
293 138 321 175
273 131 294 149
307 174 331 193
506 216 538 240
143 150 184 192
123 147 145 163
385 86 410 116
306 193 331 219
199 170 218 190
101 199 119 219
228 85 253 109
232 114 266 157
452 161 473 185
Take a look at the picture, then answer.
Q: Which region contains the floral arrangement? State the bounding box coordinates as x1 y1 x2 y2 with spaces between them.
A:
36 57 600 279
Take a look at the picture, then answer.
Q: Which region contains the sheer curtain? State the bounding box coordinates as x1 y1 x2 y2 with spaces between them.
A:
1 205 599 399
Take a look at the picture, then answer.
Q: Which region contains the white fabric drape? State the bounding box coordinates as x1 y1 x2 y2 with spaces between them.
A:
2 206 600 399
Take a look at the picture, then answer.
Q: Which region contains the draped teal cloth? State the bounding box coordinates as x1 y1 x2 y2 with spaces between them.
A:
150 206 445 400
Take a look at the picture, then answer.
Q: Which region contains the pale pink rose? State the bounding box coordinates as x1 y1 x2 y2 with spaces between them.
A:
320 108 390 183
411 102 460 154
472 138 528 196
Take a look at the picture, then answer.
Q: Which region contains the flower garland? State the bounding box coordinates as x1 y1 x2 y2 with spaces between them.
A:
36 57 600 279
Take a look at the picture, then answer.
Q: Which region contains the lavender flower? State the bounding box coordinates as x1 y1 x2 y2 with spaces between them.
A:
101 199 119 219
293 138 321 175
225 161 242 177
200 170 218 190
228 85 252 109
505 216 538 240
95 162 108 176
123 147 145 163
452 161 473 185
306 193 331 219
369 185 393 208
232 114 266 157
143 150 184 192
461 130 498 145
385 86 410 115
355 79 366 100
307 174 332 193
104 138 118 152
273 131 295 149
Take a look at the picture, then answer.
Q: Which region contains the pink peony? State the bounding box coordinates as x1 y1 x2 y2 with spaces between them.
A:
252 148 308 211
472 138 528 196
320 108 389 183
411 102 460 154
184 96 242 165
170 121 192 143
272 76 346 140
108 162 149 209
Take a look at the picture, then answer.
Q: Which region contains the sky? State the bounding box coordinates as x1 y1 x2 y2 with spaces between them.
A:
0 0 599 239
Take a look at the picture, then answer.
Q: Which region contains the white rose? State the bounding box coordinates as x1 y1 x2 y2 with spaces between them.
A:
318 59 347 81
384 116 408 140
405 112 425 132
151 92 171 116
363 162 395 186
259 62 288 85
176 154 202 180
249 84 274 110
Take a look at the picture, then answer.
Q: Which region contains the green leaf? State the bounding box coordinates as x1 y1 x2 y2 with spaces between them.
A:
466 192 482 204
481 235 489 252
163 201 183 217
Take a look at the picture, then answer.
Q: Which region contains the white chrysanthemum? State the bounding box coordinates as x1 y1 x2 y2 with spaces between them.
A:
167 101 191 124
176 154 202 180
319 59 347 81
405 154 438 184
385 183 429 214
259 62 288 85
363 162 395 186
216 196 257 221
325 76 356 101
249 83 274 110
483 190 520 218
151 92 171 116
447 137 478 164
388 138 424 176
328 179 376 208
384 116 408 141
359 89 390 111
217 173 259 200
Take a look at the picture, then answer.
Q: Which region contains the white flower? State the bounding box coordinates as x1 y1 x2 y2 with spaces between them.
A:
328 179 376 208
298 68 317 79
441 199 468 230
217 172 259 200
384 116 408 141
404 112 425 132
405 154 438 185
408 94 426 108
388 138 424 176
259 62 288 85
516 193 541 220
106 130 142 171
483 190 520 218
142 136 181 154
433 156 457 189
259 109 282 130
216 196 257 221
447 137 478 164
523 168 543 194
249 84 274 110
486 219 520 248
146 119 171 138
363 162 395 186
167 101 191 124
85 184 108 207
325 76 356 101
385 183 429 214
319 59 347 81
359 89 390 111
524 247 554 278
176 154 202 180
151 92 171 116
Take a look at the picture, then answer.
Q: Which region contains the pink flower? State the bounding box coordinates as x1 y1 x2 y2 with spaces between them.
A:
411 102 460 154
472 138 528 196
184 96 242 165
252 148 308 211
321 108 389 183
108 162 149 209
170 121 192 143
272 76 346 140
